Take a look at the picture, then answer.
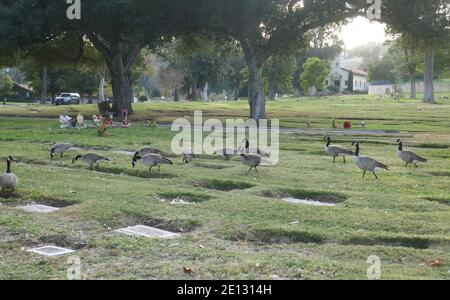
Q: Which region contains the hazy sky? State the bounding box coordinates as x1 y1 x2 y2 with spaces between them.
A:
339 16 388 50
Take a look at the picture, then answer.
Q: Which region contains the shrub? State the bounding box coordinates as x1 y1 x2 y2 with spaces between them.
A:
138 95 149 102
326 85 340 94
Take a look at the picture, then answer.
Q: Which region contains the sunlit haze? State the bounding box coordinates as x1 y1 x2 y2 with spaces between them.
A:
339 16 388 50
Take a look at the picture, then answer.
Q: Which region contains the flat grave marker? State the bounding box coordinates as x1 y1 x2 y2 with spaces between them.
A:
281 197 336 207
116 225 181 239
18 204 61 213
27 246 75 257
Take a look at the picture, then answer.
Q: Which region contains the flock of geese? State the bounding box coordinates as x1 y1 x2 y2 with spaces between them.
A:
62 138 264 173
324 136 427 179
1 136 429 194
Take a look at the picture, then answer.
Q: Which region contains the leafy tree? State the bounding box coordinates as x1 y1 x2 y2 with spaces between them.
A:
163 35 237 101
203 0 371 120
0 0 199 114
349 43 385 70
135 54 158 99
388 35 423 99
22 34 86 103
434 41 450 80
382 0 450 103
222 47 246 101
263 54 296 100
301 57 330 96
293 26 343 93
0 72 14 99
78 0 194 113
55 69 100 103
157 65 184 101
368 52 397 83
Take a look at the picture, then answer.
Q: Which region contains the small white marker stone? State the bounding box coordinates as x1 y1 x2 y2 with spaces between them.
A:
27 246 75 257
281 198 336 207
18 204 60 213
116 225 180 239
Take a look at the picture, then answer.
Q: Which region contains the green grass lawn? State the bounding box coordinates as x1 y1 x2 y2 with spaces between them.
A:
1 95 450 280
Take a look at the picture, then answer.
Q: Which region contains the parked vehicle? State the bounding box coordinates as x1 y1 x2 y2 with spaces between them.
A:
54 93 81 105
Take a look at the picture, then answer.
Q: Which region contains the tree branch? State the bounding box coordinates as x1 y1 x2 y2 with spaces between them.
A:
86 33 112 64
124 43 143 71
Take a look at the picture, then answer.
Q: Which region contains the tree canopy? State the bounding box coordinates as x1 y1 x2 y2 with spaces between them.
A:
195 0 371 120
0 0 202 113
382 0 450 103
300 57 330 95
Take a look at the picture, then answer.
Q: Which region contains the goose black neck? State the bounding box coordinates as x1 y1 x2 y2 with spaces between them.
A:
398 142 403 151
326 138 331 147
355 144 360 156
6 160 11 173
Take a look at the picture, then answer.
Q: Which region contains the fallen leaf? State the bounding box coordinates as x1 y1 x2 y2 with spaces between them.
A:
420 258 444 267
428 259 444 267
183 267 194 275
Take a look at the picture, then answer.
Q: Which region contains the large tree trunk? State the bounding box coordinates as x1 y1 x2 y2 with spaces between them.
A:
40 66 48 104
107 47 134 115
98 76 106 102
242 42 267 121
174 89 180 102
405 49 417 100
201 82 209 101
110 69 133 115
87 34 141 116
423 48 435 104
409 68 417 99
190 84 201 101
234 80 240 101
247 60 266 121
268 87 276 101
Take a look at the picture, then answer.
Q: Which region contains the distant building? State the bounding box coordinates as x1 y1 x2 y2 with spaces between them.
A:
325 54 369 93
6 82 35 103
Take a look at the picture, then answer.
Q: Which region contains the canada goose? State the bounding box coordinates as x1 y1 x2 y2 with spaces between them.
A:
324 136 353 163
132 153 173 173
72 153 111 170
214 148 237 161
239 148 262 173
182 150 196 164
0 156 18 194
50 143 73 159
243 139 270 157
396 139 427 167
352 142 389 179
132 147 163 163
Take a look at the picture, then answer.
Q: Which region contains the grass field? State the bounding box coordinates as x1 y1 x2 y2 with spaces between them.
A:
1 95 450 280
